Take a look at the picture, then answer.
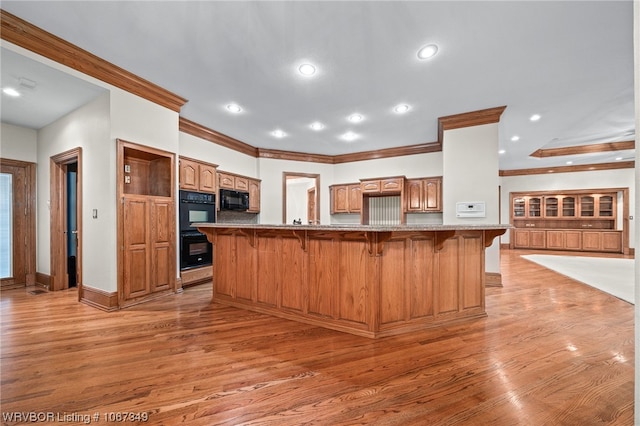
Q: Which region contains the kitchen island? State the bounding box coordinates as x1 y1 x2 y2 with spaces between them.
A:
197 224 508 338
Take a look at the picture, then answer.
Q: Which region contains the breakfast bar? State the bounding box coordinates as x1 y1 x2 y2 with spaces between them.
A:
197 224 508 338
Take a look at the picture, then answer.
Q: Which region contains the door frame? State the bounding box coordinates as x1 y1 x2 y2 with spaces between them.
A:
282 172 320 225
0 158 36 288
50 148 82 297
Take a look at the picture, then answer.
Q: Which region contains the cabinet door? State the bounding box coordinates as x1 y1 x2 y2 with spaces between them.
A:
582 231 602 251
361 180 380 193
527 197 542 218
579 196 595 217
406 180 423 211
601 231 621 252
513 230 530 248
123 198 150 300
560 196 576 217
348 184 362 212
150 199 174 293
530 230 546 249
513 197 526 218
198 164 217 193
235 177 249 191
331 185 349 213
179 159 199 190
544 197 559 217
248 179 261 213
381 178 403 193
424 178 441 211
564 231 582 250
218 172 235 189
597 195 615 217
546 230 564 249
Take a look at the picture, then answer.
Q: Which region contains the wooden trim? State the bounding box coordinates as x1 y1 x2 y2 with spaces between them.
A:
283 172 320 225
500 243 511 250
438 106 507 132
332 142 442 164
80 285 119 312
0 10 187 112
629 248 635 256
530 140 635 158
35 272 51 288
500 161 635 176
485 272 502 288
179 117 258 157
258 148 334 164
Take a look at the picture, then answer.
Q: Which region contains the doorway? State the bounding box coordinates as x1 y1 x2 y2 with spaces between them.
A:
0 159 36 289
50 148 82 296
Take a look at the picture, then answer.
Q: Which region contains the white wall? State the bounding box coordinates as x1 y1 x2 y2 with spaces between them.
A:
442 123 501 273
286 178 315 224
500 168 636 248
37 92 112 289
178 132 258 178
0 123 38 162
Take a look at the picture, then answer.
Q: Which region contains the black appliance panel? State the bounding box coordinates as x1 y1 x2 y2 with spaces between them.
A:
179 190 216 232
180 233 212 269
220 189 249 211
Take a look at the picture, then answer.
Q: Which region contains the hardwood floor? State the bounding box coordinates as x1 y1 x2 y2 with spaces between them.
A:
1 250 634 425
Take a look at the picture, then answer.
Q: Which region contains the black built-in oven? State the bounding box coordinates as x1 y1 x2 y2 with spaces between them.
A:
179 190 216 233
179 190 215 270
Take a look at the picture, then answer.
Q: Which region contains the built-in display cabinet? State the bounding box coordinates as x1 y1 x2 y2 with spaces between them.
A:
510 189 627 253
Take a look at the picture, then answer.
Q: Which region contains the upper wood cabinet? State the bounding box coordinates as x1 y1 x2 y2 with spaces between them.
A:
330 183 361 214
361 176 404 194
218 170 261 213
405 177 442 213
179 157 218 193
247 178 261 213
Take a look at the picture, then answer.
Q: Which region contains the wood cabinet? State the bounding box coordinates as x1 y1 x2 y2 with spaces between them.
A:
405 177 442 212
179 157 217 193
218 170 261 213
510 189 623 253
330 183 362 214
247 178 261 213
118 140 176 308
361 176 404 194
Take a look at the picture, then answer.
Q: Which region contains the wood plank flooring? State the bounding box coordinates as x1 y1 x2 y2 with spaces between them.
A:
1 250 634 425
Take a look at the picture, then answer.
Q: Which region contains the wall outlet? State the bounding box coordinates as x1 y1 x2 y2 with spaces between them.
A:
124 176 131 184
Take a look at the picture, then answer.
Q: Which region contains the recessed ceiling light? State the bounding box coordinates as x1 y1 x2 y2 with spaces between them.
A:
417 44 439 60
616 157 623 161
530 114 541 121
271 129 286 138
298 63 316 76
226 104 242 113
511 135 520 142
340 131 359 142
499 149 506 154
566 161 573 165
2 87 21 97
394 104 411 114
348 113 364 123
310 121 324 131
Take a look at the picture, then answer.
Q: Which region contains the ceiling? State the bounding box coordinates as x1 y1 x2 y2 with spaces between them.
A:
0 1 635 171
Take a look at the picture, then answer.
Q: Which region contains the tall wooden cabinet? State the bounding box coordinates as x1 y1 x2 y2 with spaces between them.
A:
118 139 176 307
510 189 624 253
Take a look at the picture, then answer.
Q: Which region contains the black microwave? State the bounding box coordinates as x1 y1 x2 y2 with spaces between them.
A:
220 189 249 211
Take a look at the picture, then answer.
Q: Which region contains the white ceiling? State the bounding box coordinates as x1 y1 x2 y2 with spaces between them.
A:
0 1 635 170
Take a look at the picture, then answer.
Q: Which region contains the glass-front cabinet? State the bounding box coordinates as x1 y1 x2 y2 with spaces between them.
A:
528 197 542 217
513 197 525 218
561 196 576 217
544 197 558 217
580 195 595 217
598 195 614 217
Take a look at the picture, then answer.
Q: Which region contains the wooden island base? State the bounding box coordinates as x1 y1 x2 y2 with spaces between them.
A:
198 224 507 338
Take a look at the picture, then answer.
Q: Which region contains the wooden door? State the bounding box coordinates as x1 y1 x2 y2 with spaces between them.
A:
406 180 422 211
307 188 316 224
546 230 564 249
248 179 261 213
150 199 174 293
122 197 150 300
332 186 349 213
582 231 602 251
564 231 582 250
529 230 546 249
348 184 362 212
513 230 530 248
601 232 621 252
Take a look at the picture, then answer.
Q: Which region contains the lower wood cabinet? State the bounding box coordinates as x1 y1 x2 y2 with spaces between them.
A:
512 229 621 253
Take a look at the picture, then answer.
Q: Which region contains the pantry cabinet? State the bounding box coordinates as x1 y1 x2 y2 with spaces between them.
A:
118 139 176 307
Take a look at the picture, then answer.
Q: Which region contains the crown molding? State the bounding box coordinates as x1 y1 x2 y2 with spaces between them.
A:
257 148 334 164
179 117 258 157
499 161 635 177
0 9 187 112
332 142 441 164
438 106 507 132
530 140 635 158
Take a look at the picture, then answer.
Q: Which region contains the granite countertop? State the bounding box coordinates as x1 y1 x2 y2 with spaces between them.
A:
195 223 511 232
